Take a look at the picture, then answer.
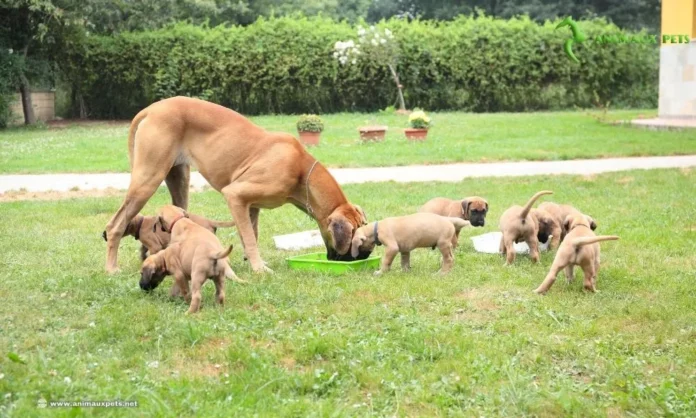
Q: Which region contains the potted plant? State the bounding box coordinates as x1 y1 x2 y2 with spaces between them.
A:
405 110 431 140
358 125 388 142
296 114 324 146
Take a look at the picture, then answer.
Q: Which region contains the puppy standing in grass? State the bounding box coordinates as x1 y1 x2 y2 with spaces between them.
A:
534 214 618 294
419 196 488 248
139 205 245 314
350 213 471 275
498 191 553 265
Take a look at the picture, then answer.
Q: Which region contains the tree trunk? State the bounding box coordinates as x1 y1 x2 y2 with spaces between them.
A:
19 45 36 125
387 63 406 111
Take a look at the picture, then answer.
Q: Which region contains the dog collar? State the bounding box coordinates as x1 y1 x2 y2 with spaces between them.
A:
373 221 382 246
168 215 185 232
134 216 145 241
569 223 591 232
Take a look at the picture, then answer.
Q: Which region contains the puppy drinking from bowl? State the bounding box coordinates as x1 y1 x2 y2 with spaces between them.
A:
350 213 471 275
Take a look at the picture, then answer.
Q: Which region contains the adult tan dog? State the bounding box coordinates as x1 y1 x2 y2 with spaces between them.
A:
533 214 618 294
118 213 235 260
419 196 488 247
139 205 246 313
537 202 597 248
103 97 369 274
498 191 553 265
350 213 471 275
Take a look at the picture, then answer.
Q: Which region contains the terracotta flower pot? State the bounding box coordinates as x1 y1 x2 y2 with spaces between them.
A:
358 126 388 142
298 130 321 146
404 128 428 141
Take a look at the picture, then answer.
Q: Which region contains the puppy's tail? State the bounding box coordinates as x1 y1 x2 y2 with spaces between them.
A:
572 235 619 247
519 190 553 220
212 245 234 260
127 108 149 169
447 217 471 232
209 220 236 229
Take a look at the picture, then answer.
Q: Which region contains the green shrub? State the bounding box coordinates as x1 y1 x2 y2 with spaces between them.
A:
296 114 324 132
408 110 431 129
0 50 22 128
60 15 658 119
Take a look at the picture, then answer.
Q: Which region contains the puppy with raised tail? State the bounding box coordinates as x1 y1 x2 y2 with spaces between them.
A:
534 214 618 294
498 191 553 265
140 205 246 314
419 196 488 248
350 213 471 275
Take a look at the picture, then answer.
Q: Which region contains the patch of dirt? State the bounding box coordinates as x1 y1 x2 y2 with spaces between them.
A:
616 176 634 184
279 356 297 370
680 167 692 175
46 119 130 129
0 188 125 202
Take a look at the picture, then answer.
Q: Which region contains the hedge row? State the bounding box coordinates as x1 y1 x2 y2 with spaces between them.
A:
62 15 658 118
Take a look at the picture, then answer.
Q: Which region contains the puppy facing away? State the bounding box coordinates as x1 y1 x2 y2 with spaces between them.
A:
350 213 471 275
530 207 562 250
538 202 597 247
533 214 618 294
498 191 553 265
139 205 246 314
106 213 235 260
419 196 488 247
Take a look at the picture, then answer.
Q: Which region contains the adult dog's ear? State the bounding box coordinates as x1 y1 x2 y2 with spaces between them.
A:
351 230 366 258
483 200 489 213
182 210 189 218
353 204 368 225
461 199 471 219
328 216 352 256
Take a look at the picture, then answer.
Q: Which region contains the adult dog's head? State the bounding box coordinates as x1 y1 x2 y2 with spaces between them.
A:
461 196 489 227
139 250 169 291
323 203 371 261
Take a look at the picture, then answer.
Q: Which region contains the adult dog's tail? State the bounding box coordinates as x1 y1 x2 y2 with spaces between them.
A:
447 218 471 232
572 235 619 247
520 191 553 220
127 109 149 169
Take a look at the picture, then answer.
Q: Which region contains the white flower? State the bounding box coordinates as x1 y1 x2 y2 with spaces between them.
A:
357 27 366 36
7 48 12 54
64 377 72 384
385 29 392 37
333 51 339 58
371 39 378 46
351 59 357 64
147 361 159 369
380 38 387 44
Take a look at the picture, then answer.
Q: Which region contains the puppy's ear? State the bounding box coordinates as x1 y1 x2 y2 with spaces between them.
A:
157 215 166 233
328 216 352 256
563 215 572 233
461 199 471 219
587 216 597 231
351 230 366 258
141 266 154 282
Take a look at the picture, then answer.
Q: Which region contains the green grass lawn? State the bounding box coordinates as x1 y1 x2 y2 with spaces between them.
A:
1 168 695 416
2 109 695 174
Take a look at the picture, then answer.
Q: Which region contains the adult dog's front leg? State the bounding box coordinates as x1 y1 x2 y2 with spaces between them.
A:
223 191 272 274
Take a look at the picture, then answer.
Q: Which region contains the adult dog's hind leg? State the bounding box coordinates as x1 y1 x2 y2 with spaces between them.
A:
165 164 190 210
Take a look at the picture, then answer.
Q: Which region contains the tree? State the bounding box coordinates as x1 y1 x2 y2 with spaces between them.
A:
0 0 84 124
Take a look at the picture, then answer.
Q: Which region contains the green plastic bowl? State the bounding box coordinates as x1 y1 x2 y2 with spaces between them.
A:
286 252 380 273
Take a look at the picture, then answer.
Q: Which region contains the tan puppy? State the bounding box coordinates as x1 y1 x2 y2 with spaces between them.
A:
140 205 246 314
533 214 618 294
538 202 597 248
498 191 553 265
111 213 235 260
350 213 471 275
419 196 488 247
103 97 369 274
